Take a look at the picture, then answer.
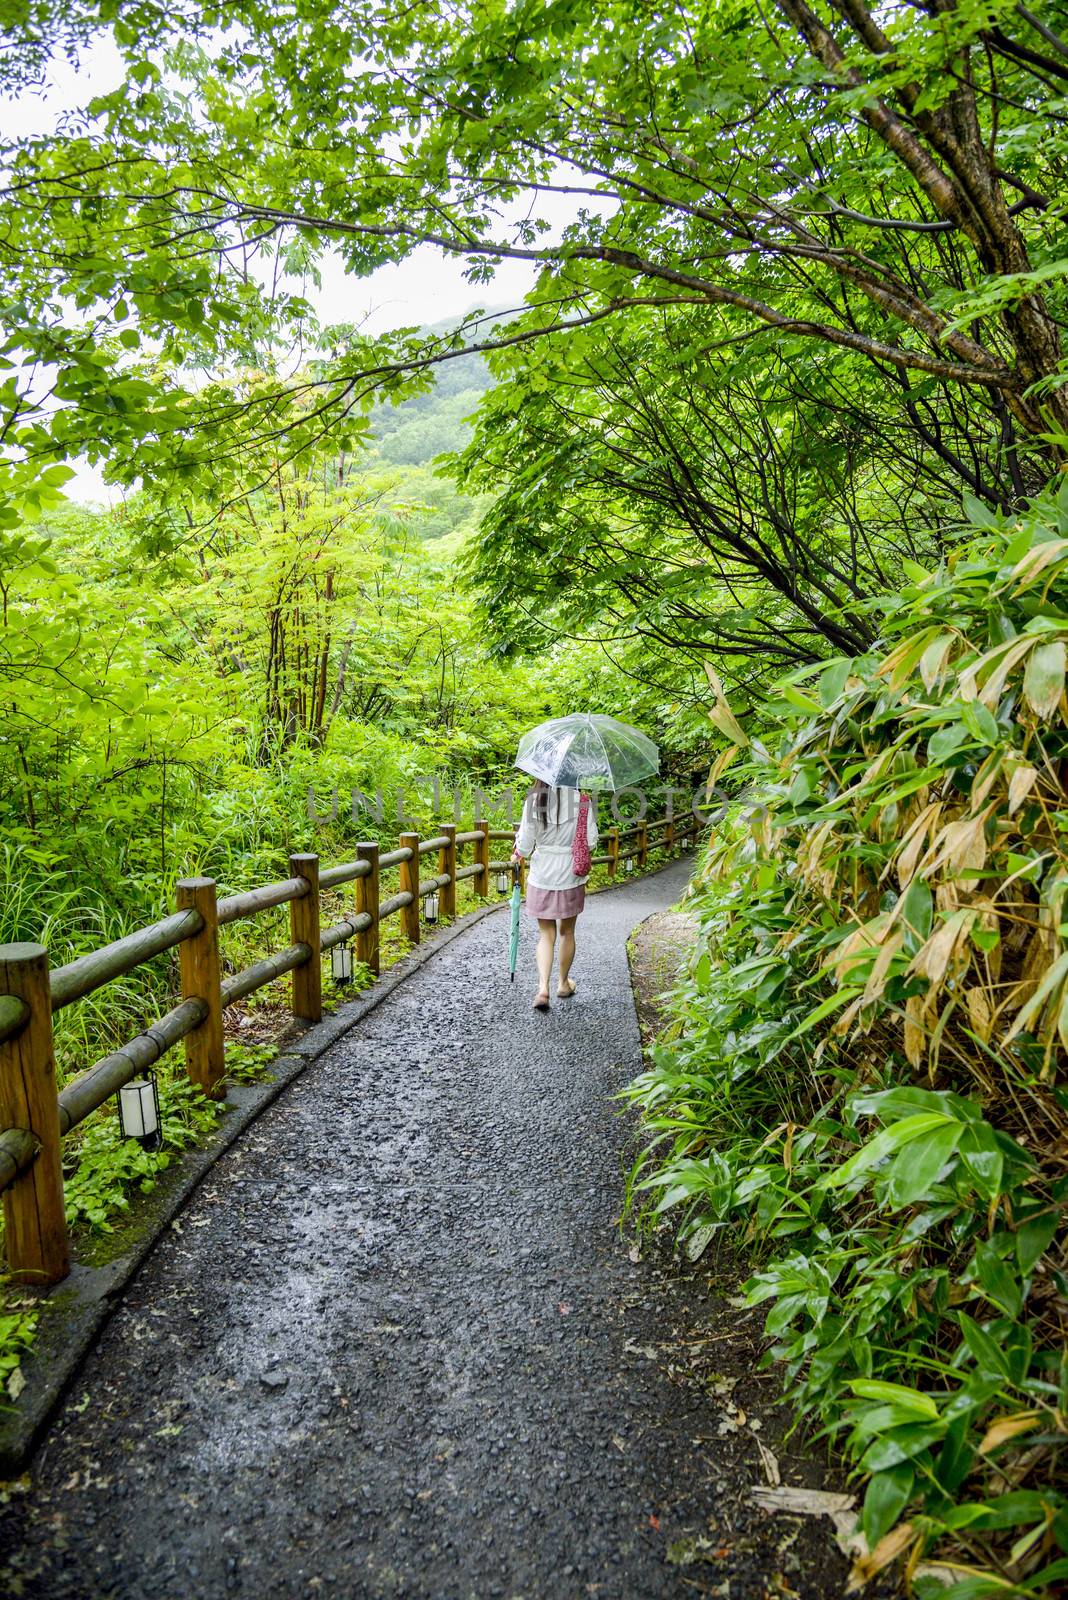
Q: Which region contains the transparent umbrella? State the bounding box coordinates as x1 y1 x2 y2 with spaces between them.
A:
515 713 659 792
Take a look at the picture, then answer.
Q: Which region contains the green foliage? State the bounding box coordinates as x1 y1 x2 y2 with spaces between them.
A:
222 1043 277 1086
456 306 1014 690
370 342 492 466
0 1302 37 1400
62 1076 223 1234
3 0 1066 508
626 485 1068 1591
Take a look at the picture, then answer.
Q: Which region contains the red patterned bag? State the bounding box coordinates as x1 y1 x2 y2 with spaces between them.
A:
571 791 591 877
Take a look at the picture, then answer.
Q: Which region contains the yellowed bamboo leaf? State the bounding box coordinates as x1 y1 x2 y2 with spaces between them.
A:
970 752 1003 810
909 909 977 991
965 987 993 1042
936 880 960 914
946 816 988 876
708 700 750 746
1023 638 1066 720
895 803 941 888
876 631 937 688
828 922 880 984
1021 925 1055 989
905 996 926 1066
1007 763 1039 816
919 634 954 692
978 1412 1041 1455
703 661 750 745
800 817 834 864
750 809 771 853
1010 537 1068 590
975 636 1035 710
1005 948 1068 1043
847 1523 915 1591
708 741 740 789
922 816 987 879
1057 984 1068 1057
862 929 905 1004
858 749 894 790
832 994 866 1036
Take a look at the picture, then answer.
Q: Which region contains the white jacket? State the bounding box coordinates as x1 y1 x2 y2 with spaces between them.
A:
514 787 599 890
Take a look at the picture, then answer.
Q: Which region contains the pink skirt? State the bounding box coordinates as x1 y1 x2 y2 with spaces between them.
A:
526 883 586 920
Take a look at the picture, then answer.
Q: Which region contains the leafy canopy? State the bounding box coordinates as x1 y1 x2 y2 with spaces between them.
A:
2 0 1067 507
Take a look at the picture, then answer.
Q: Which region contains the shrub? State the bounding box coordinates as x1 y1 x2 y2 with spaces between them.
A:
626 488 1068 1595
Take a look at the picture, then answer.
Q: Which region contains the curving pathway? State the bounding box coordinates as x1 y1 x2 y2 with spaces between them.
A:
0 861 848 1599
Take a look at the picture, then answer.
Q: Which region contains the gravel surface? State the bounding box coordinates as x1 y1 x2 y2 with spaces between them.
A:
0 861 854 1599
627 907 700 1048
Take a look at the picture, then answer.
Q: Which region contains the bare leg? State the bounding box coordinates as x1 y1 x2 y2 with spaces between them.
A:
535 919 556 1006
557 916 577 995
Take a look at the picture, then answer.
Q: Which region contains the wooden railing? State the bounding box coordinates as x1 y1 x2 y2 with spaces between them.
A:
0 807 699 1286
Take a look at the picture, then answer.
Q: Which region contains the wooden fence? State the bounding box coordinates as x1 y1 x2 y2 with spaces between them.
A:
0 807 699 1286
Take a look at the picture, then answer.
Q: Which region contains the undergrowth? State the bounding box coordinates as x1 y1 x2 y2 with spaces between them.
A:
625 486 1068 1596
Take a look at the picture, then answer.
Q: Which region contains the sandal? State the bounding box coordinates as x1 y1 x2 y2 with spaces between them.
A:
533 991 551 1011
557 979 577 999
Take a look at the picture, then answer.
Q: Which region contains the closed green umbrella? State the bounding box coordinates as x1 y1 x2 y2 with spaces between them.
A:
508 861 522 982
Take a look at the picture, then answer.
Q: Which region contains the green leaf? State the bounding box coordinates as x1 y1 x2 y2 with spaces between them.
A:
961 701 1000 746
973 1240 1023 1319
963 492 998 529
958 1124 1004 1201
818 657 852 706
882 1122 963 1208
898 877 933 946
849 1380 939 1419
958 1312 1011 1380
1016 1211 1059 1276
862 1463 914 1550
823 1113 955 1190
860 1421 945 1471
787 986 862 1039
927 722 969 762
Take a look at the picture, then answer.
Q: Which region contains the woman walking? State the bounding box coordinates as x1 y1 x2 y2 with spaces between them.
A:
512 780 598 1011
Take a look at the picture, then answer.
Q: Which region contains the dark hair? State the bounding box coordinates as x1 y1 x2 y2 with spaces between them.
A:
528 780 582 825
528 779 553 825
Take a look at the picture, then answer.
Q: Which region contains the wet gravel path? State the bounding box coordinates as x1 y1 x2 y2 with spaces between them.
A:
0 862 850 1599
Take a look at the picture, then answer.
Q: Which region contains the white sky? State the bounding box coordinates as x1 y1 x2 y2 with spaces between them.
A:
5 35 577 502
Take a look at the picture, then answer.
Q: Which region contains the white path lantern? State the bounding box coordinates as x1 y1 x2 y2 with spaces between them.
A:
118 1074 161 1151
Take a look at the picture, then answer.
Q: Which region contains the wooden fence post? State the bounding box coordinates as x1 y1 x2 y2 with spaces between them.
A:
0 943 69 1285
176 877 225 1100
638 818 649 869
399 832 421 945
665 801 675 855
289 852 322 1023
475 819 490 898
439 824 456 921
355 842 380 976
608 826 619 877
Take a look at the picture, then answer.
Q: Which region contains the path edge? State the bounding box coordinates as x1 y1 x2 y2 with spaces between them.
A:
0 897 508 1475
